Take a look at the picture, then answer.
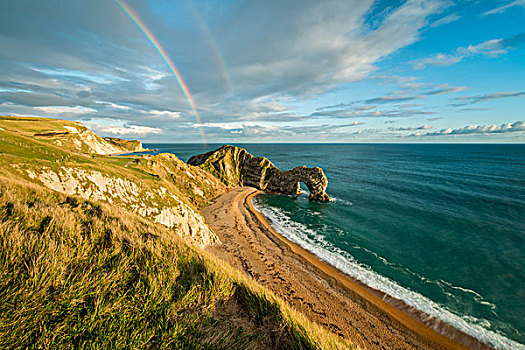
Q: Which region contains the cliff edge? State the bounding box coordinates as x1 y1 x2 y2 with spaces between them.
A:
103 137 147 153
188 145 330 202
0 115 143 155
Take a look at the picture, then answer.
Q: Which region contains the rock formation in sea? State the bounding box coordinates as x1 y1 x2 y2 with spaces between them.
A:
188 145 331 202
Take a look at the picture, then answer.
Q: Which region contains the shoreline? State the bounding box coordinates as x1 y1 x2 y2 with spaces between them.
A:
202 187 492 350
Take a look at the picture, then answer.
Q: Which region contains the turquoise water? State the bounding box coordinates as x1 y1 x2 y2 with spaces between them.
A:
144 143 524 349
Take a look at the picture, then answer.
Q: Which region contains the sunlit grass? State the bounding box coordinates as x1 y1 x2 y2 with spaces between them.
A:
0 177 352 349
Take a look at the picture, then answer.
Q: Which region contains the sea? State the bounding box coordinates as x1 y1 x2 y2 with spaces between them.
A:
140 143 524 349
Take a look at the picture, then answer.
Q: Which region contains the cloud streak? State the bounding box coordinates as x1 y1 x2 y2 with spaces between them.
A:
482 0 525 16
389 124 432 131
456 91 525 104
412 120 525 137
430 13 460 27
89 123 163 136
412 37 516 69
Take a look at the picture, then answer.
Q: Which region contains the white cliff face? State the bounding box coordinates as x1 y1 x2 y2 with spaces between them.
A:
154 202 218 246
79 130 122 155
72 127 124 155
50 125 131 155
28 166 219 247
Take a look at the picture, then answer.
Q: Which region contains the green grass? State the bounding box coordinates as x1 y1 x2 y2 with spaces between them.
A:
0 115 78 134
0 177 350 349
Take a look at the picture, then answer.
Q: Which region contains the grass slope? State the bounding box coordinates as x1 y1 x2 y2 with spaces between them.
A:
0 116 118 155
0 178 331 349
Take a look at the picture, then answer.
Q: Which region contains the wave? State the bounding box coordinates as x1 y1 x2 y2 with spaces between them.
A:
252 198 524 350
330 197 353 206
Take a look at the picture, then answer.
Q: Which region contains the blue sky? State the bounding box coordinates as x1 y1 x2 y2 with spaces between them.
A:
0 0 524 142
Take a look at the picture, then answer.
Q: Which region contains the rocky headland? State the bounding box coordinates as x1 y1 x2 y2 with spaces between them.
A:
188 144 331 202
103 136 148 153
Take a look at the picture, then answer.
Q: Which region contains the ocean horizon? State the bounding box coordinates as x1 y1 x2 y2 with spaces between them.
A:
140 142 525 349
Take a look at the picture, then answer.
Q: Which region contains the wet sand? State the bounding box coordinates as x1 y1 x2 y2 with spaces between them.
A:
202 187 490 349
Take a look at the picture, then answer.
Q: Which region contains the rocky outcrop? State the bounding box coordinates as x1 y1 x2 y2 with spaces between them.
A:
26 165 220 247
188 145 330 202
103 137 147 153
266 166 331 202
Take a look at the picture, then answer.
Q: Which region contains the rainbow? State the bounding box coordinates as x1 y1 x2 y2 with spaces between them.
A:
186 3 233 93
113 0 207 145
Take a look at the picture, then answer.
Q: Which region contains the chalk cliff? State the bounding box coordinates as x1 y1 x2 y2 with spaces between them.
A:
103 137 147 153
188 145 330 202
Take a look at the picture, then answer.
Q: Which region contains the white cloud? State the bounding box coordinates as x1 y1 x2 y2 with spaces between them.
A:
94 124 162 136
95 101 131 110
31 67 127 85
220 0 449 97
148 110 181 119
460 39 507 57
389 124 432 131
139 66 169 81
412 38 510 69
482 0 525 16
424 84 467 95
430 13 460 27
456 91 525 104
35 105 97 115
414 120 525 136
413 53 464 69
194 121 260 130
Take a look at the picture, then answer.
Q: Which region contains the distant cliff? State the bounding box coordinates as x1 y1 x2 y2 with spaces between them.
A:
0 116 143 155
188 145 330 202
103 137 147 153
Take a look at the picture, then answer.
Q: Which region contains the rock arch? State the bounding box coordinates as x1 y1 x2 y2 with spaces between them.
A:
188 145 330 202
264 166 330 202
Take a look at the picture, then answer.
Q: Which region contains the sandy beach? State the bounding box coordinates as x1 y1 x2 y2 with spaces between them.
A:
202 187 491 350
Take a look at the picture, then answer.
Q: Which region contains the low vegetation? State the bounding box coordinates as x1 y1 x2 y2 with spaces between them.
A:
0 177 351 349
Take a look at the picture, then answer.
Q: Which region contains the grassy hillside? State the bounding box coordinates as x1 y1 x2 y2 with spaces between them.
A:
0 116 351 349
0 116 225 210
0 116 127 155
103 137 146 152
0 177 350 349
0 116 227 246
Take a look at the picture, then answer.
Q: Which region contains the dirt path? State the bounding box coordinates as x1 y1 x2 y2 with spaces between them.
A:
201 187 489 349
